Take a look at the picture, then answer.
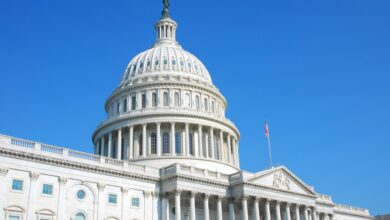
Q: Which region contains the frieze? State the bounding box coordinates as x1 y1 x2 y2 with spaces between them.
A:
273 171 291 190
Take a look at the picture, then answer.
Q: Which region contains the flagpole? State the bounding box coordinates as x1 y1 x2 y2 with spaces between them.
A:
265 120 273 168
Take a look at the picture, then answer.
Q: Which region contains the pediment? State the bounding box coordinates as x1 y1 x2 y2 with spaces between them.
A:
246 166 316 196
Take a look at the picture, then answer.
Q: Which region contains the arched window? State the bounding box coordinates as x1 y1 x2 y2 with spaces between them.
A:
185 94 190 108
123 99 127 112
195 95 200 110
204 98 208 111
175 132 181 154
151 132 157 154
131 96 136 110
116 102 120 114
139 134 143 156
152 93 157 107
142 94 146 109
174 92 180 107
163 132 169 153
74 212 86 220
211 101 215 113
163 92 169 107
189 133 194 155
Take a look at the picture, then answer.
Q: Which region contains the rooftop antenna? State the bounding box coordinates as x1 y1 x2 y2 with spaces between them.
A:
264 119 274 168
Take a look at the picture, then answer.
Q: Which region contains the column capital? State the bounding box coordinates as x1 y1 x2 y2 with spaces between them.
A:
128 124 134 128
121 187 129 194
156 122 161 126
97 183 106 191
144 190 152 197
203 193 210 199
117 127 122 132
189 191 197 197
185 123 189 127
0 167 9 176
58 177 68 185
174 189 182 196
217 195 224 201
30 172 39 181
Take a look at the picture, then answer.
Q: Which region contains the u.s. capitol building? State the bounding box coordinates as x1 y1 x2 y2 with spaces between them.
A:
0 2 372 220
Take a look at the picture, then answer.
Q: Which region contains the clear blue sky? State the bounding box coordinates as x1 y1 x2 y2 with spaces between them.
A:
0 0 389 215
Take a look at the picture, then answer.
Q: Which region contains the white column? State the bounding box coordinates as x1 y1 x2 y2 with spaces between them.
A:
219 130 224 161
185 123 190 156
312 208 318 220
190 191 196 220
175 190 181 220
27 172 39 220
142 124 147 157
295 205 301 220
229 199 235 220
304 207 310 220
95 140 99 155
129 125 134 159
97 183 106 220
198 125 203 157
152 192 159 220
144 191 152 220
117 128 122 159
121 187 129 220
57 177 67 220
210 128 215 159
162 194 170 220
242 197 249 220
204 194 210 220
0 168 8 218
265 199 271 220
235 139 240 167
286 203 292 220
100 136 105 156
157 123 162 156
217 196 223 220
227 134 232 163
254 198 260 220
276 201 281 220
171 123 176 155
108 132 113 158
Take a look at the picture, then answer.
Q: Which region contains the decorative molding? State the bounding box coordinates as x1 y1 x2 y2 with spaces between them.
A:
58 177 68 185
273 171 290 190
0 167 8 176
144 190 151 197
97 183 106 191
30 172 39 181
121 187 129 194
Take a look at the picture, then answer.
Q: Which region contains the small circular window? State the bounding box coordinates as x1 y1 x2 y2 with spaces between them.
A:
76 190 86 200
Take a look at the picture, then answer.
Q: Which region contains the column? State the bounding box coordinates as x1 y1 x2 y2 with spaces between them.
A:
175 190 181 220
265 199 271 220
157 123 161 156
171 123 176 155
152 192 159 220
97 183 106 220
204 194 210 220
312 208 318 220
190 191 196 220
142 124 147 157
129 125 134 159
242 197 249 220
185 123 190 156
56 177 67 219
0 168 9 218
217 196 223 220
304 207 310 220
108 132 113 158
254 198 260 220
276 201 281 220
27 172 39 220
295 205 301 220
162 194 170 220
100 136 105 156
286 203 292 220
144 191 152 220
117 128 122 159
219 130 224 161
122 187 129 220
198 125 203 157
235 139 240 167
229 199 235 220
227 135 232 163
95 140 100 155
210 128 215 159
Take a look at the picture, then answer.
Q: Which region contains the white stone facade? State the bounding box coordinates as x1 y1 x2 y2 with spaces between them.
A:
0 3 372 220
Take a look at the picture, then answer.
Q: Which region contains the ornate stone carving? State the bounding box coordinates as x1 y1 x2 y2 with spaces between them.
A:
121 187 129 194
0 167 8 176
144 190 151 197
58 177 68 185
30 172 39 181
97 183 106 191
189 191 196 197
273 171 290 190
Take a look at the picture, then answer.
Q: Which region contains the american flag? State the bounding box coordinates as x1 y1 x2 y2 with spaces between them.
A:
264 121 269 138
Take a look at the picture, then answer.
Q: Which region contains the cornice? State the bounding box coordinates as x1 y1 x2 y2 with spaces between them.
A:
333 210 372 219
0 146 159 183
161 174 229 188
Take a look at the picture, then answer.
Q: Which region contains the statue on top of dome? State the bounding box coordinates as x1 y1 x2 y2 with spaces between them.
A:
162 0 170 18
163 0 169 9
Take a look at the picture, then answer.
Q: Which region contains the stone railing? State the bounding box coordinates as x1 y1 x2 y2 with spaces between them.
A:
160 163 229 183
317 194 333 203
335 204 370 216
0 134 159 178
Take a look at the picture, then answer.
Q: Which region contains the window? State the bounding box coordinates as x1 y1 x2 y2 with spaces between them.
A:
175 132 181 154
195 95 200 110
152 93 157 107
163 92 169 107
11 179 23 191
142 94 146 109
42 184 53 195
163 132 169 154
151 132 157 154
139 135 143 156
8 216 20 220
174 92 180 107
204 98 208 111
76 190 86 200
132 197 140 207
108 194 117 204
189 133 193 155
131 96 136 110
211 101 215 113
185 94 190 108
123 99 127 112
117 102 120 114
74 213 86 220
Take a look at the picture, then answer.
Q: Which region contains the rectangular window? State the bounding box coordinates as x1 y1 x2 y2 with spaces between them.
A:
142 94 146 108
108 194 117 204
11 179 23 191
42 184 53 195
8 215 20 220
132 197 140 207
